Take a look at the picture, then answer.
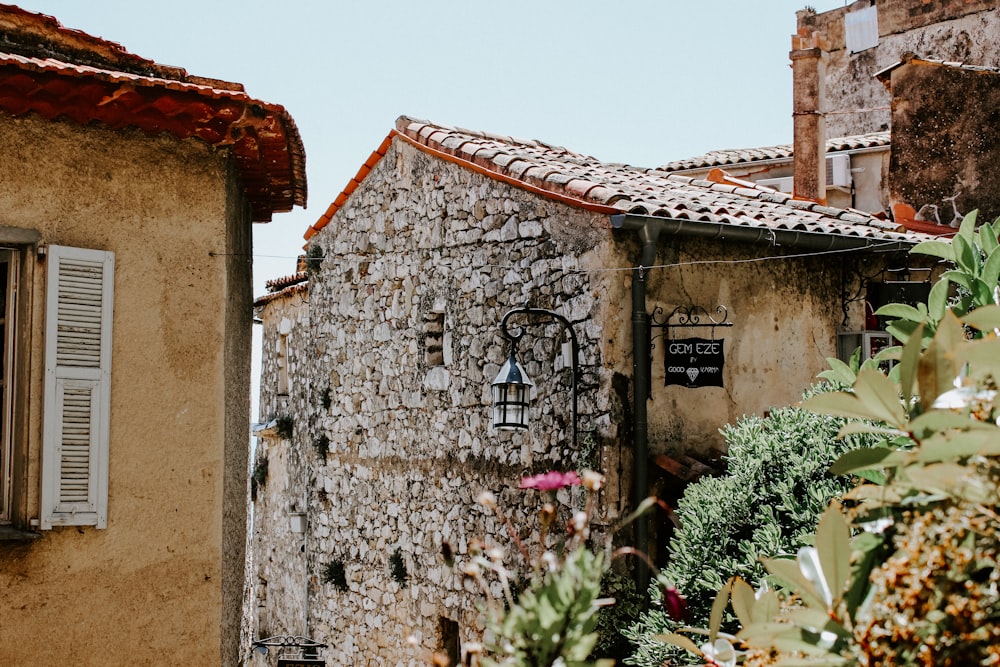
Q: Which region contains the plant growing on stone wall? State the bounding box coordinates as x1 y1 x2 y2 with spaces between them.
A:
304 244 324 277
275 415 293 440
321 559 349 592
389 548 409 587
321 385 332 410
313 434 330 459
250 455 269 502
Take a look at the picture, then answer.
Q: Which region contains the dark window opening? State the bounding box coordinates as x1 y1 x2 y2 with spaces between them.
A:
438 616 460 666
424 312 445 367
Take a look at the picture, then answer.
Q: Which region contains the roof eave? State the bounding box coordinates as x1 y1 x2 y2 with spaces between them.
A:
0 55 306 222
611 213 919 253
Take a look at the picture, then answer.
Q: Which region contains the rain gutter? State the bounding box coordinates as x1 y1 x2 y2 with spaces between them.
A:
610 212 918 599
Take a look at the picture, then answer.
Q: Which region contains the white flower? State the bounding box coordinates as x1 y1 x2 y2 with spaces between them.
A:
861 516 894 534
477 490 497 509
816 629 839 650
700 638 737 667
580 469 604 491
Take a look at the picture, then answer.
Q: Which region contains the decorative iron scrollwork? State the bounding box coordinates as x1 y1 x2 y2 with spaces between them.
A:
651 305 733 330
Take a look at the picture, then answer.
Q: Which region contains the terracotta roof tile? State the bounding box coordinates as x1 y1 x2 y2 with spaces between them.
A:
253 280 308 308
305 116 931 246
265 271 308 291
0 7 305 222
875 55 1000 84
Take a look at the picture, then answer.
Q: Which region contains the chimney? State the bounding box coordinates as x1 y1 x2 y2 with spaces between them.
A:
790 31 828 204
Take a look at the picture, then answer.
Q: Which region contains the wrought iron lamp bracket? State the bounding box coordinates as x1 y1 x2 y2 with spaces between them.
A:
498 306 580 449
650 304 733 341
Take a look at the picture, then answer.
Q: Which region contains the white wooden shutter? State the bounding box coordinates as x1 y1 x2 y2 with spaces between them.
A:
41 245 114 529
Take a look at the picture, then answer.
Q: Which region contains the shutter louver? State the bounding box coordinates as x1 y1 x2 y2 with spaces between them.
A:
55 259 105 368
41 246 114 529
58 383 95 504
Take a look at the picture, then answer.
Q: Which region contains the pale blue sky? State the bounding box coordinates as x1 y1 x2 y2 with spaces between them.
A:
14 0 847 290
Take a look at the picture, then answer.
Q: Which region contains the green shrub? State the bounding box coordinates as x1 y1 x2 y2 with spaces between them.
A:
313 434 330 458
250 456 269 502
275 415 293 440
593 568 642 662
625 384 879 667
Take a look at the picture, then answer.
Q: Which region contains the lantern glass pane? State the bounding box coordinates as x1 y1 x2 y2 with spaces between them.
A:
492 382 529 430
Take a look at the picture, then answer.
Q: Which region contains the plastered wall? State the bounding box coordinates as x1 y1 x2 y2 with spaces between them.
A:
0 113 250 666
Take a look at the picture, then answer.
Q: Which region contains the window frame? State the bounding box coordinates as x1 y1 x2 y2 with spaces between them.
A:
0 248 17 523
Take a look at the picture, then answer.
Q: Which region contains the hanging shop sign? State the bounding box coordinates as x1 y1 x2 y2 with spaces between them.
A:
650 305 733 390
665 337 725 388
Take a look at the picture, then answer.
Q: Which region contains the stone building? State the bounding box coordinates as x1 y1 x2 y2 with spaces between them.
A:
248 115 929 665
0 6 306 665
661 2 1000 227
796 0 1000 139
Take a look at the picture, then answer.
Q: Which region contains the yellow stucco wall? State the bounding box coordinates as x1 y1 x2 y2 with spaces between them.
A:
0 113 251 665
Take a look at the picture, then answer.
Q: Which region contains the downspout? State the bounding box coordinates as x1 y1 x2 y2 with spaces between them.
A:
626 218 659 599
610 212 915 600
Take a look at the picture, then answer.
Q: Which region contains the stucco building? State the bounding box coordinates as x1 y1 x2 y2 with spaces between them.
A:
248 115 929 665
0 6 305 665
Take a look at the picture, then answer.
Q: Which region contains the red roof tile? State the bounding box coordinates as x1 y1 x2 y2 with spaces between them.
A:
0 5 305 222
306 116 929 246
253 280 308 308
265 271 308 292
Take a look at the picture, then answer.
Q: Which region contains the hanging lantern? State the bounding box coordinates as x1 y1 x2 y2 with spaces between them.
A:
491 351 533 430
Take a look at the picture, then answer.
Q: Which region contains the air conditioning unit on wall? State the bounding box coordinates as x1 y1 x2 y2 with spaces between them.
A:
827 153 852 188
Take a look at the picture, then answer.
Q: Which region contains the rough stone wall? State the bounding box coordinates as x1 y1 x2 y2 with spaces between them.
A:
248 134 909 664
256 139 626 665
797 1 1000 137
246 287 311 665
886 62 1000 223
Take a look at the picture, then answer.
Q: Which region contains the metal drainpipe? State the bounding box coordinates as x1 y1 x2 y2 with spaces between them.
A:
611 212 917 600
630 220 659 599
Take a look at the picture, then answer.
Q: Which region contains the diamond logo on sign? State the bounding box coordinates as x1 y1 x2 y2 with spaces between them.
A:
665 338 725 388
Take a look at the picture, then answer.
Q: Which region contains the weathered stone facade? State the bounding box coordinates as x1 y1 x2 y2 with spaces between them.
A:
881 59 1000 223
250 140 625 665
246 126 913 663
797 0 1000 138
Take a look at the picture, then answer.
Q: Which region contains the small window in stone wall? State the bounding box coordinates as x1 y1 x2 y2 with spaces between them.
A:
424 311 445 367
438 616 461 666
277 317 292 395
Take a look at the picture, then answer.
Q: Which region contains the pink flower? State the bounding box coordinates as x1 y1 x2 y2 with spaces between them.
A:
519 470 582 491
662 585 688 622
